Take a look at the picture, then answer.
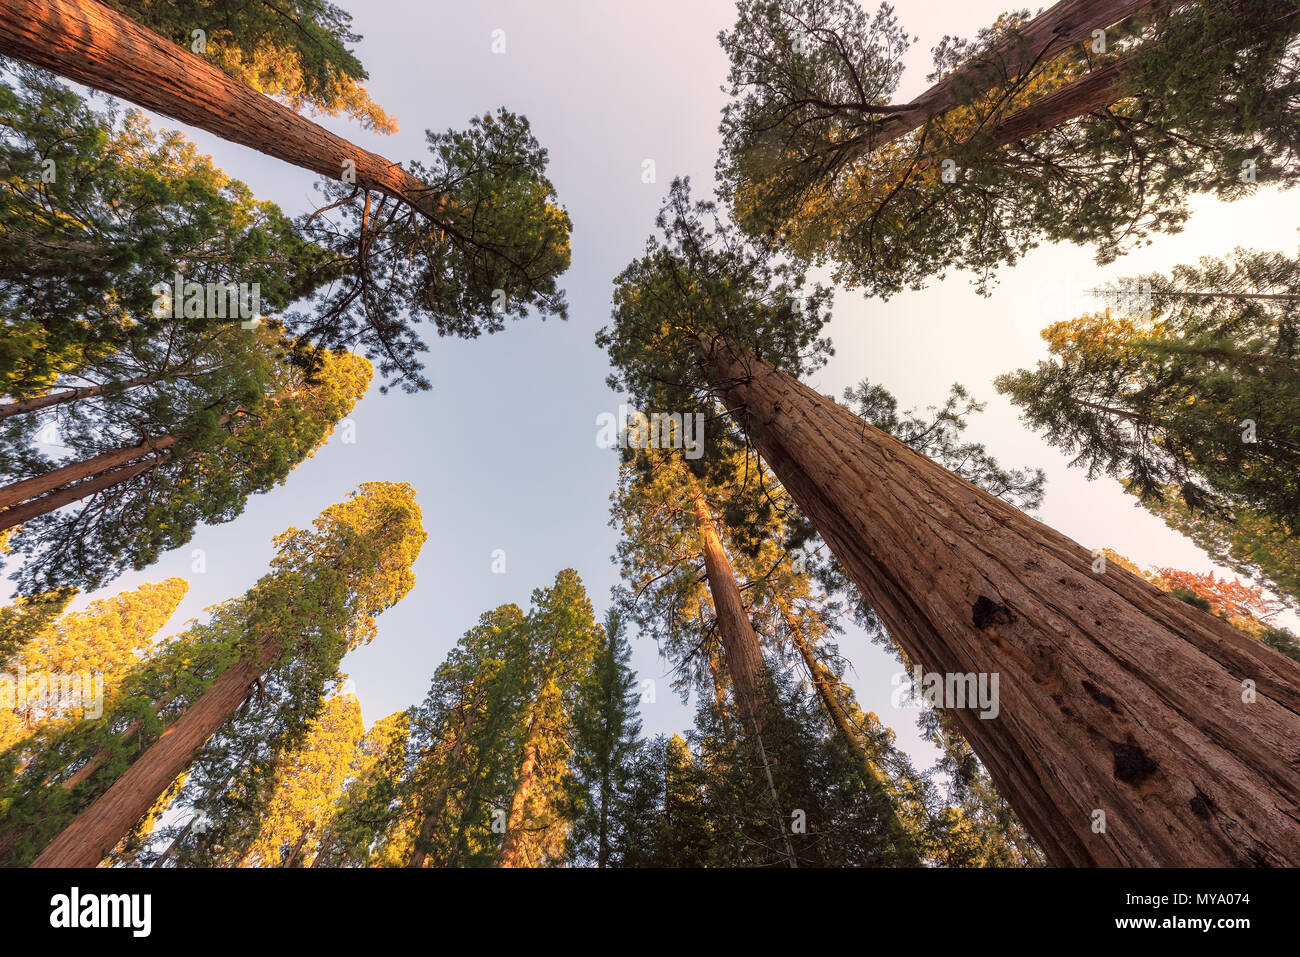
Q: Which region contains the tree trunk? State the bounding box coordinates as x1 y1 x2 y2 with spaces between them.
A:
863 0 1156 153
0 459 160 533
965 57 1135 153
31 642 277 868
0 434 175 510
0 0 446 221
499 705 546 869
686 473 775 737
703 346 1300 867
0 369 185 421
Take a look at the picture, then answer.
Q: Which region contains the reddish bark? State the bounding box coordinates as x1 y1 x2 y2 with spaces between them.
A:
704 346 1300 867
32 643 277 868
0 0 446 220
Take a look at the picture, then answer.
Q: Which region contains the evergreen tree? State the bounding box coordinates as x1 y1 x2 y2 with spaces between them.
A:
719 0 1300 296
312 708 411 867
0 64 326 399
565 608 643 867
996 250 1299 533
227 692 366 867
1 338 371 595
0 578 188 755
601 179 1300 865
10 480 424 867
1126 480 1300 611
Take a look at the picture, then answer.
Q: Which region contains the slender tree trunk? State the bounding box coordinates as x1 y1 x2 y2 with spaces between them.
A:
0 0 446 221
703 345 1300 867
32 642 278 868
778 597 919 860
0 459 160 533
684 476 796 866
0 370 183 421
0 435 175 510
407 705 474 868
686 473 774 736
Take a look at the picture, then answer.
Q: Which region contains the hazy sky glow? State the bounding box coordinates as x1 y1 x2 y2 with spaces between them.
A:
38 0 1300 774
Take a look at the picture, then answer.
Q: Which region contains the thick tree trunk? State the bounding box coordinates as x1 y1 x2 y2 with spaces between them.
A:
687 474 775 736
32 644 276 868
0 0 446 221
704 346 1300 867
865 0 1156 152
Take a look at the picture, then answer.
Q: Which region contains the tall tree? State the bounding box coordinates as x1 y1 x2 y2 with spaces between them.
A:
996 250 1300 534
719 0 1300 296
0 337 371 595
312 708 411 868
21 480 425 867
0 0 573 391
229 692 366 867
498 571 603 868
0 577 188 754
565 608 643 868
600 180 1300 866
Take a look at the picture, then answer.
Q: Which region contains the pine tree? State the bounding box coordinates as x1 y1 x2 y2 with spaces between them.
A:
996 250 1300 533
16 480 425 867
1127 481 1300 611
565 608 643 867
1 339 371 595
0 578 188 755
312 709 411 867
0 65 327 400
226 693 366 867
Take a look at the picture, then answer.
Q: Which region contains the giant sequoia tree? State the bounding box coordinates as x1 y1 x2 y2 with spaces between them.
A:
719 0 1300 296
15 481 425 868
600 180 1300 866
0 0 573 391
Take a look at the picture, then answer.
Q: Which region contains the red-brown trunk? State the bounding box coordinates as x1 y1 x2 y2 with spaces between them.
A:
32 645 276 868
687 475 774 736
0 0 445 220
706 347 1300 867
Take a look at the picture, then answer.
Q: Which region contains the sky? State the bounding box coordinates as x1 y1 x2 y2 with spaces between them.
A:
38 0 1300 773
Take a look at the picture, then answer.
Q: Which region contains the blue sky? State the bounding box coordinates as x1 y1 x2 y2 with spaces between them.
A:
42 0 1300 773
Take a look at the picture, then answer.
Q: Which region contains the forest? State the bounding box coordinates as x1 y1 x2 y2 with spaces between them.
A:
0 0 1297 873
